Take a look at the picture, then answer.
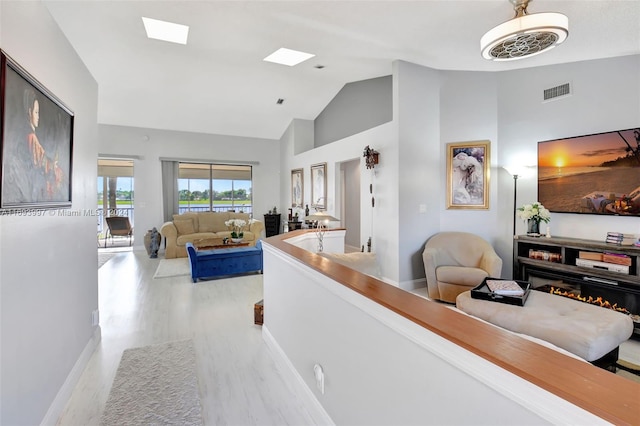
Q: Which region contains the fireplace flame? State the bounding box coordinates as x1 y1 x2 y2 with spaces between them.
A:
549 287 631 315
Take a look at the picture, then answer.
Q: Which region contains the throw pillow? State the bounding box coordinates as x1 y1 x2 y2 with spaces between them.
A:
174 219 195 235
173 213 199 231
198 212 218 233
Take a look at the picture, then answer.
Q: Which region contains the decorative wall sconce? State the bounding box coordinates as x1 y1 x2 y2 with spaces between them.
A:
363 145 379 169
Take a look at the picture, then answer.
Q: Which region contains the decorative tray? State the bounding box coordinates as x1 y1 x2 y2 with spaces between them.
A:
470 278 531 306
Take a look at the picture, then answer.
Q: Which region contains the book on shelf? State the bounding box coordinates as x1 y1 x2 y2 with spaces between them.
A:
602 252 632 266
578 251 603 261
606 232 635 237
606 232 638 246
485 280 525 296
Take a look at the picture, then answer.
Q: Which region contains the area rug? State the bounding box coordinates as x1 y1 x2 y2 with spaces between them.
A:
153 258 190 279
100 340 203 426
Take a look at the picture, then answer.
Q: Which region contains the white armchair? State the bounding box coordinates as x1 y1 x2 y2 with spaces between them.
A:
422 232 503 303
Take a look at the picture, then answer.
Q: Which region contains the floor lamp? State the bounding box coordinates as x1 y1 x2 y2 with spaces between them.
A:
509 173 519 236
504 165 531 236
504 165 530 279
304 211 340 252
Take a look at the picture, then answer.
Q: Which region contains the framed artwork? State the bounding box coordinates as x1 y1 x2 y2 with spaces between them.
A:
310 162 327 209
291 168 303 207
0 50 74 210
446 140 490 209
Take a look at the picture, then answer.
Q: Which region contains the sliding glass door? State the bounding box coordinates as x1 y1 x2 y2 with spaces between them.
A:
97 159 134 238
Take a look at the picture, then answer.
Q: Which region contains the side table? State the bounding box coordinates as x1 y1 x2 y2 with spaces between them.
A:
264 214 281 237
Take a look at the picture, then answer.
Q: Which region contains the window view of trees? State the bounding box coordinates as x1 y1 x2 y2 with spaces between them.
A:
97 177 134 206
178 163 252 213
97 159 135 236
178 188 248 202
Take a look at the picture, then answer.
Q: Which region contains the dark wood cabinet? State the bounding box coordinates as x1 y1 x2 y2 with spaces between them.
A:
514 235 640 336
264 214 281 237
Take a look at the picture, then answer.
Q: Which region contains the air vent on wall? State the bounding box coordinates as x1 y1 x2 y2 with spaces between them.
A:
543 82 571 102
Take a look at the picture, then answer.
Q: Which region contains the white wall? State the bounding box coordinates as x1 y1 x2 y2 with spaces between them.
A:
314 75 392 147
0 2 99 424
439 70 503 264
97 124 281 246
395 61 443 285
288 55 640 284
496 55 640 276
280 120 399 282
262 240 606 425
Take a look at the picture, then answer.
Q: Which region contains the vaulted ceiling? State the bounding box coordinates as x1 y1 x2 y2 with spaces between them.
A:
44 1 640 140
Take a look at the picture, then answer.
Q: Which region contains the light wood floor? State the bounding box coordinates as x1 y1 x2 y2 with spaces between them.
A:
57 250 316 426
59 251 640 425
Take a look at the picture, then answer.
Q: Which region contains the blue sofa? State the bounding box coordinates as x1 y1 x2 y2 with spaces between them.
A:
186 241 263 283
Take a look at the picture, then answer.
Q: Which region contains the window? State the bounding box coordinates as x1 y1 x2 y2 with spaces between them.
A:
97 159 134 235
178 163 252 214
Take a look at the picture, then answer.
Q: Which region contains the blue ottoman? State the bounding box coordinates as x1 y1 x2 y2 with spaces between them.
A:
186 240 263 283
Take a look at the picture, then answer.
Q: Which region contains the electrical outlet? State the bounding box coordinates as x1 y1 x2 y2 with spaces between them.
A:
91 309 100 326
313 364 325 394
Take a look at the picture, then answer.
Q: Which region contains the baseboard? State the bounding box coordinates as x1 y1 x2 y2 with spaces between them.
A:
399 277 426 291
262 326 334 426
40 326 102 426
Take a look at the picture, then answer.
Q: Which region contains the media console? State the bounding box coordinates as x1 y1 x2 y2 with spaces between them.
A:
513 235 640 336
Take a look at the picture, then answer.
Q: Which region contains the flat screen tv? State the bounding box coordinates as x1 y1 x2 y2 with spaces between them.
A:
538 127 640 217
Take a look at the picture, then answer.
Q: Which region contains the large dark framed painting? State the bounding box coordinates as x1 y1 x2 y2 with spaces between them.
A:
538 127 640 217
0 50 74 210
446 140 490 209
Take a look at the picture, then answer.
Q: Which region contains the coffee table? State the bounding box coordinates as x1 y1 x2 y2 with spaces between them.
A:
194 238 249 251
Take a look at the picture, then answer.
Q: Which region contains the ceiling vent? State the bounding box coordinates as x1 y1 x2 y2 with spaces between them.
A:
543 82 571 102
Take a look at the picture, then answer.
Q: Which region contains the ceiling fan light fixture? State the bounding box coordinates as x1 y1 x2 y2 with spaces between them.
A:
481 0 568 61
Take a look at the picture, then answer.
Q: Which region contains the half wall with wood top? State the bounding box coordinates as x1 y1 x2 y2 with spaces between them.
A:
262 230 639 425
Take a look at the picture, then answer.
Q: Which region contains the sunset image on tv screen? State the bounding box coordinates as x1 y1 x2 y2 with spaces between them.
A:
537 128 640 216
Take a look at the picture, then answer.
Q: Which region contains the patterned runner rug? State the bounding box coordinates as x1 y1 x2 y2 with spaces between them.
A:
100 340 203 425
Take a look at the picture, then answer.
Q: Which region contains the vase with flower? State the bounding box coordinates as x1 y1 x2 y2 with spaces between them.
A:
517 202 551 236
225 218 247 243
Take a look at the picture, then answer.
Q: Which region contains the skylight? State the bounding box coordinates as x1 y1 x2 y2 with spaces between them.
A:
263 48 315 66
142 17 189 45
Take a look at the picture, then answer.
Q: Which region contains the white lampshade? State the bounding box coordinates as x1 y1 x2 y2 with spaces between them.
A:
503 164 534 179
481 1 568 61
